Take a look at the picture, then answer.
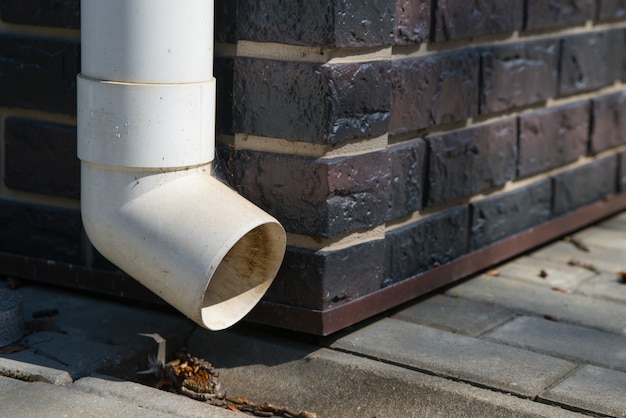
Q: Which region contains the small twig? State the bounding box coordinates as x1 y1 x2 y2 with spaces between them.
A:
563 236 590 252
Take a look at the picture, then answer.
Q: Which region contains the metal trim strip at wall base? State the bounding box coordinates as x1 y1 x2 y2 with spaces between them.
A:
2 192 626 335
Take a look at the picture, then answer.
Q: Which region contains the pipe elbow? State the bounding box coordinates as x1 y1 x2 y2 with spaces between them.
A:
81 164 286 330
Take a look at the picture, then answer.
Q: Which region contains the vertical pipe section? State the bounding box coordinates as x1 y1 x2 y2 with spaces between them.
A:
77 0 286 330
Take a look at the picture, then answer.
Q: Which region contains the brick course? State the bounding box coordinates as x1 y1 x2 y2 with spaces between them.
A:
552 156 618 216
480 39 559 114
0 0 80 29
433 0 523 42
469 179 552 250
596 0 626 21
232 150 391 238
4 118 80 199
234 58 391 144
387 140 426 219
590 91 626 154
518 101 590 178
426 119 517 206
384 206 468 286
525 0 594 31
558 30 625 96
390 50 479 135
0 34 79 114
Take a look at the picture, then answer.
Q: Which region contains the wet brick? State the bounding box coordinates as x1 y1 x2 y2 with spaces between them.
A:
552 155 618 216
265 240 384 310
0 0 79 29
4 117 80 199
235 0 395 47
384 206 469 286
469 179 552 250
433 0 523 42
525 0 594 30
0 34 78 114
394 0 430 45
387 140 426 220
232 150 391 238
518 101 590 178
559 30 624 96
0 200 82 264
590 91 626 154
234 58 391 144
426 119 517 206
480 39 559 114
214 0 237 43
214 56 235 134
390 50 479 135
619 151 626 192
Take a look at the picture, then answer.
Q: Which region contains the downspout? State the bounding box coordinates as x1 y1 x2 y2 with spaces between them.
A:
77 0 286 330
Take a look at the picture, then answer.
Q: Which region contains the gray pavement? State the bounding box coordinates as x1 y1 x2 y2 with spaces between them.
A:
2 211 626 417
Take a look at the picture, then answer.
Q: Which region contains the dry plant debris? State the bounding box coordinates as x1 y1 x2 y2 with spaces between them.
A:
563 235 590 252
567 259 600 274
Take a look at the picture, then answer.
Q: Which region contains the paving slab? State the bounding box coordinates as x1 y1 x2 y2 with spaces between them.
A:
596 212 626 230
494 256 595 291
73 375 239 417
448 275 626 335
541 365 626 418
530 241 625 273
392 294 516 337
0 374 27 390
0 356 72 385
486 316 626 371
331 318 575 397
576 272 626 304
0 380 179 418
575 226 626 249
188 328 583 418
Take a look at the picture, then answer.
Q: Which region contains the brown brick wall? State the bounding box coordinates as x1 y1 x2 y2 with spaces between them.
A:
2 0 626 325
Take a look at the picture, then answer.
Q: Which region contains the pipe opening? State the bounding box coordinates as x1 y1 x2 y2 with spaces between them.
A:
202 223 285 330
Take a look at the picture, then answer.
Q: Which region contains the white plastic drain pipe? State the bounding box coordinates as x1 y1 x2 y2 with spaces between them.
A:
77 0 286 330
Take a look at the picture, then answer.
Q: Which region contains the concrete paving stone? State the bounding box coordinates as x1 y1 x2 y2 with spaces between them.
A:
576 272 626 304
0 380 185 418
188 328 584 418
2 285 196 380
392 294 516 337
331 318 575 397
448 275 626 336
494 256 596 291
541 365 626 418
0 374 27 390
0 356 72 385
73 375 239 418
530 241 625 273
486 316 626 371
596 212 626 230
575 226 626 249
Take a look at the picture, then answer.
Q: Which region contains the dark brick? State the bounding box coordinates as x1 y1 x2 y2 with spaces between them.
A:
214 0 237 43
387 140 426 220
394 0 430 45
469 179 552 250
619 151 626 192
552 155 617 216
480 39 559 114
426 119 517 206
0 0 79 29
518 101 590 178
559 30 624 96
0 34 78 114
0 200 82 264
4 118 79 199
233 150 391 238
433 0 523 42
596 0 626 21
384 206 468 285
590 91 626 154
214 56 235 134
234 58 390 144
265 240 384 310
525 0 594 30
390 50 479 135
236 0 395 47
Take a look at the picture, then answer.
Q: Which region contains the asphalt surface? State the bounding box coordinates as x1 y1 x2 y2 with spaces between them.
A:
1 211 626 417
